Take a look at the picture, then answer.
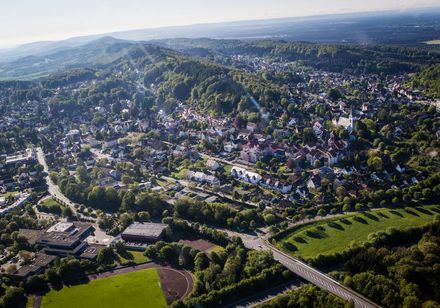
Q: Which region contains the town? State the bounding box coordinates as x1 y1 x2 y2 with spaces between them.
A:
0 32 439 308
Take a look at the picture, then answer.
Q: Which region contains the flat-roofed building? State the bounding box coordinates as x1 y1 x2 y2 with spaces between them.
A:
121 222 167 243
32 222 97 259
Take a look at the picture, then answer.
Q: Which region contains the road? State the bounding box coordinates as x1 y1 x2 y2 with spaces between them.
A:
36 148 83 218
224 280 302 308
224 230 380 308
0 193 30 216
161 175 261 209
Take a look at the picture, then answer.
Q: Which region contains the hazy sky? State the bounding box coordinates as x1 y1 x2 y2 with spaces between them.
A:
0 0 439 47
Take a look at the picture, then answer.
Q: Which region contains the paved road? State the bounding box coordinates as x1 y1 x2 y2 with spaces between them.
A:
0 193 30 216
224 280 302 308
36 148 78 215
36 147 98 222
161 175 261 209
224 230 380 308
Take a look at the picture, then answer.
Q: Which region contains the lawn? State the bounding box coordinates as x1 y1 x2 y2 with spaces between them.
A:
41 197 62 207
0 191 19 198
278 205 440 259
42 268 166 308
118 250 150 265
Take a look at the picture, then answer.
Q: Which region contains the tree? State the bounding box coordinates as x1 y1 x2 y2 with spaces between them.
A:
121 191 135 211
317 209 327 216
367 156 383 171
75 165 89 183
2 287 26 308
62 206 73 218
97 247 116 265
25 275 47 293
115 241 126 255
159 245 175 260
137 211 150 222
343 203 352 212
263 214 276 225
328 88 343 101
194 252 209 271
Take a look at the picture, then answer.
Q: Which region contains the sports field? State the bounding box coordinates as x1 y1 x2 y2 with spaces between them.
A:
278 205 440 259
42 268 166 308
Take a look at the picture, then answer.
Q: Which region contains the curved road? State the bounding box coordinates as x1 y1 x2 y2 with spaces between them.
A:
36 148 78 215
36 147 98 222
225 230 380 308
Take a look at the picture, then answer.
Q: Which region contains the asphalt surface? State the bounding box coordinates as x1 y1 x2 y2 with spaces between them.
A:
225 230 381 308
36 147 98 222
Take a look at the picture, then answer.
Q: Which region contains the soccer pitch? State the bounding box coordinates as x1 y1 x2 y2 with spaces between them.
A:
42 268 166 308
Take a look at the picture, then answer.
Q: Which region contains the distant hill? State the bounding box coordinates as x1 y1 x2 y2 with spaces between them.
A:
0 7 439 65
1 35 440 81
0 37 134 80
411 64 440 98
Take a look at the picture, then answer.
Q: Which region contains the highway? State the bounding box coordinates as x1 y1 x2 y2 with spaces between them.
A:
225 230 381 308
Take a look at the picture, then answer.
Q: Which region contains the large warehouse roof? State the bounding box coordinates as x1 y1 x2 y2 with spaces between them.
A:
122 222 168 238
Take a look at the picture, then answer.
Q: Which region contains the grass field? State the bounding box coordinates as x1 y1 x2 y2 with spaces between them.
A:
0 191 18 198
42 268 166 308
118 250 150 265
41 197 63 207
278 205 440 259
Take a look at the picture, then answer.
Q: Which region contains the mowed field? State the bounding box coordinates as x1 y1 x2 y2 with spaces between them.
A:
42 268 166 308
278 205 440 259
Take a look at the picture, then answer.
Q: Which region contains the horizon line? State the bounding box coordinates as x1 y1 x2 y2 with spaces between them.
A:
1 5 439 49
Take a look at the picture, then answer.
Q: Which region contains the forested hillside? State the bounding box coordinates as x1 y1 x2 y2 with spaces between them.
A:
411 64 440 98
154 38 440 74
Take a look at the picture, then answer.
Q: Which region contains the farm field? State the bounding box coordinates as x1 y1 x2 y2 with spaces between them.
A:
42 268 166 308
278 205 440 259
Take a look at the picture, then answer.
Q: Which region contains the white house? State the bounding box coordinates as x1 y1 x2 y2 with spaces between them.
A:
231 167 262 184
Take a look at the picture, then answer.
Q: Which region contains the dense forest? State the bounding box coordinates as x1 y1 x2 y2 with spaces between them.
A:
331 218 440 308
155 38 440 74
260 284 349 308
411 64 440 98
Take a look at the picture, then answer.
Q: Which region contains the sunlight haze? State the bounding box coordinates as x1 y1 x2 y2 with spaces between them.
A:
0 0 439 47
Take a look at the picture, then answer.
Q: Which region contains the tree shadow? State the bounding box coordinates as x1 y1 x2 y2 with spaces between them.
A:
431 207 440 214
363 212 379 221
389 210 403 217
305 230 328 239
415 207 433 216
294 236 307 244
404 208 420 217
340 219 352 225
118 250 134 261
316 225 326 231
283 242 298 252
63 275 90 287
328 221 344 231
353 216 368 224
377 212 389 219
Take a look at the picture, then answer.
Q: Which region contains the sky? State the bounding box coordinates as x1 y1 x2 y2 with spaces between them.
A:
0 0 439 47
